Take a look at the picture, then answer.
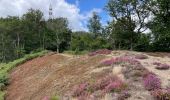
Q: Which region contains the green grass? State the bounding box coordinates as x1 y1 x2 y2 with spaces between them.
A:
0 91 5 100
0 50 48 100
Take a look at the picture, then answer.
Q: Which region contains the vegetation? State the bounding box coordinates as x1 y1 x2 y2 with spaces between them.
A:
0 50 47 100
0 0 169 63
0 0 169 99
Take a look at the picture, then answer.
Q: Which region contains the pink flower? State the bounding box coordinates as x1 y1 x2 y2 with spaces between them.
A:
42 96 49 100
102 56 140 66
156 64 170 70
143 73 161 91
72 83 89 97
104 80 124 93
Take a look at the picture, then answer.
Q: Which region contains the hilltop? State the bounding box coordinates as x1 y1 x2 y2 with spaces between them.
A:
5 51 170 100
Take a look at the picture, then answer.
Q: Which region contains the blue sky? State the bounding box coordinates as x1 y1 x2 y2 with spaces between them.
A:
0 0 110 31
66 0 110 26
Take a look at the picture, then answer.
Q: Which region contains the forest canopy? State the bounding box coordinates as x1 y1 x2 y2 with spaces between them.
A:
0 0 170 62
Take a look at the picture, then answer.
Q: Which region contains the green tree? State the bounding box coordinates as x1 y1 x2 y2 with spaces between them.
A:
21 9 44 53
87 12 102 38
106 0 150 50
148 0 170 51
47 18 71 53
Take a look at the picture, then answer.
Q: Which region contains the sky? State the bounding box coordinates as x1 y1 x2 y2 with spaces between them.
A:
0 0 109 31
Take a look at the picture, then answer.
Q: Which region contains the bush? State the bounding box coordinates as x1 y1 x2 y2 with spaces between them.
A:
50 96 60 100
143 73 161 91
117 91 131 100
0 75 8 86
153 62 162 66
71 75 128 99
135 54 148 59
102 56 140 66
72 83 89 97
104 80 127 93
92 76 114 91
88 49 112 56
156 64 170 70
151 89 170 100
153 62 170 70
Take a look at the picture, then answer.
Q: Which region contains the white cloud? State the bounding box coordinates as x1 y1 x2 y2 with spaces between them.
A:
0 0 101 31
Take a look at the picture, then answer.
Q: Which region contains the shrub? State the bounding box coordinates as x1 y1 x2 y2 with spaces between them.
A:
42 96 49 100
71 75 128 99
153 62 161 66
88 49 112 56
92 75 118 91
0 75 9 86
102 56 140 66
117 91 131 100
143 73 161 91
104 80 127 93
92 75 127 94
50 96 60 100
72 83 89 97
151 89 170 100
135 54 148 59
155 64 170 70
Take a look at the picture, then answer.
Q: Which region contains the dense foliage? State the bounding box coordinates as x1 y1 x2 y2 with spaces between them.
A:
0 0 170 62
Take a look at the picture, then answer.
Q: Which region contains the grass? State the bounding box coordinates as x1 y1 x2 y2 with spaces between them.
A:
0 50 48 100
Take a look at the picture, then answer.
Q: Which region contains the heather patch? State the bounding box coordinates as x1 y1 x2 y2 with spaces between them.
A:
153 62 170 70
135 54 148 59
88 49 112 56
102 56 141 66
71 75 128 99
143 73 161 91
151 89 170 100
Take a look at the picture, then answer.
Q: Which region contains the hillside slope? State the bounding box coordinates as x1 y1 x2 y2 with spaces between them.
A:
6 51 170 100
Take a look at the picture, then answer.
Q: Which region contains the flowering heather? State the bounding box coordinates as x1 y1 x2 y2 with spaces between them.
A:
153 62 162 66
151 89 170 100
155 64 170 70
42 96 49 100
102 56 140 66
117 91 131 100
135 54 148 59
92 75 127 94
104 80 126 93
143 73 161 91
72 83 89 97
88 49 112 56
167 88 170 93
92 75 118 91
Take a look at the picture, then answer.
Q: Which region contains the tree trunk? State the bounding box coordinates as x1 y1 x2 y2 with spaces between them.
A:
57 44 59 53
17 33 20 58
130 38 133 51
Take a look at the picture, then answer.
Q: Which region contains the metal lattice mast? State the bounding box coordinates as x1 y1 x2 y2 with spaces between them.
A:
49 3 53 20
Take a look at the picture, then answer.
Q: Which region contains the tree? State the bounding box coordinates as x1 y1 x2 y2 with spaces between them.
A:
106 0 150 50
47 18 71 53
21 9 44 53
148 0 170 51
87 12 102 38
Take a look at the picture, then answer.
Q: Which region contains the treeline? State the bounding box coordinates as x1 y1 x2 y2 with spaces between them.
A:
0 0 170 62
0 9 71 62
